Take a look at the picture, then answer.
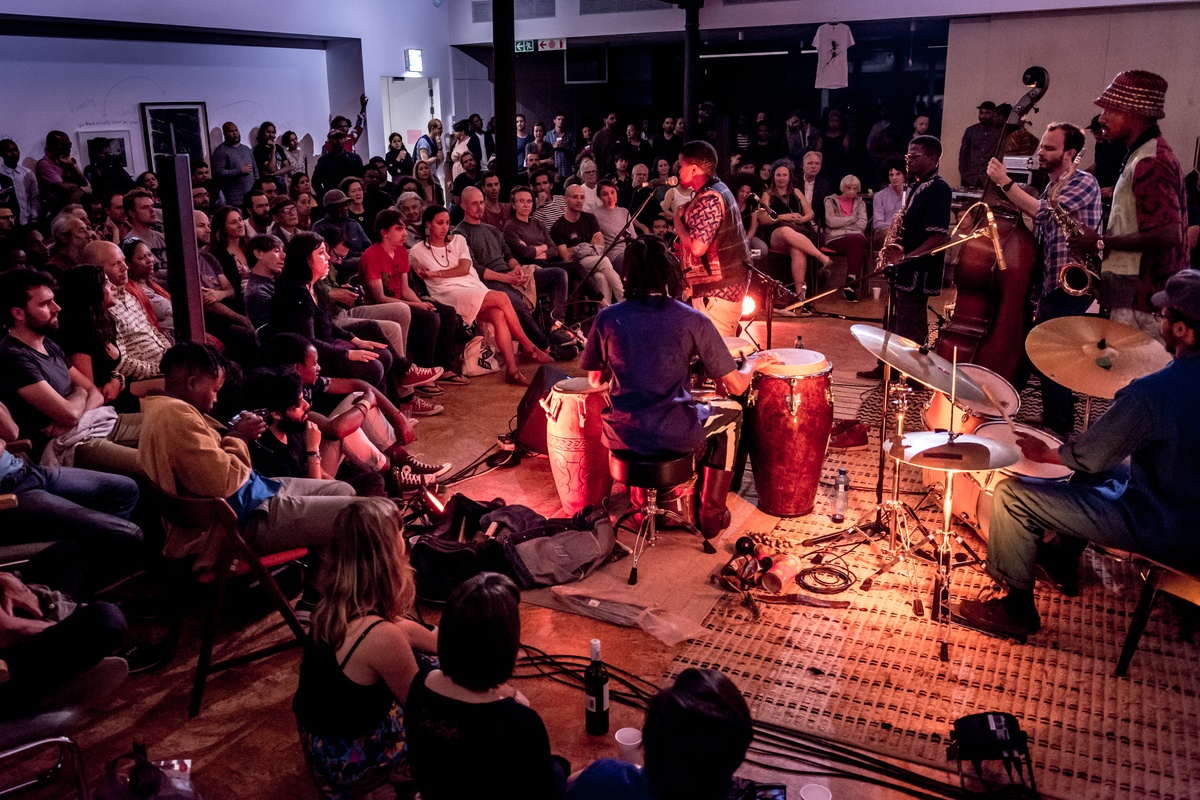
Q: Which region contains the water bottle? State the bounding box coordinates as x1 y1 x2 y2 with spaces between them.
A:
832 468 849 523
794 335 804 349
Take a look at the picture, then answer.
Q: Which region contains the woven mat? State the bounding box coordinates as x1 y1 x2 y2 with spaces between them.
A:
687 431 1200 799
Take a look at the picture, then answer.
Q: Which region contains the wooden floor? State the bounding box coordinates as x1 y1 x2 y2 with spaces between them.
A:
3 297 965 799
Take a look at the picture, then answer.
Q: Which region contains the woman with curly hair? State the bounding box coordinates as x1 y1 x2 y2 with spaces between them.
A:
293 498 437 799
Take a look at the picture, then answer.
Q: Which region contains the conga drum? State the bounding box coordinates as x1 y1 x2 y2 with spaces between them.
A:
542 377 613 514
747 350 834 516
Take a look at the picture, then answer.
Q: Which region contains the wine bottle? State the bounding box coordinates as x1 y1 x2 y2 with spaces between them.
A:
584 638 609 735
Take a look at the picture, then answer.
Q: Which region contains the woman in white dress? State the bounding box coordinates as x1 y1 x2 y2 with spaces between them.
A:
408 206 553 386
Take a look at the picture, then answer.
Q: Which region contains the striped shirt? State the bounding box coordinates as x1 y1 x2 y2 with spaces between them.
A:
1033 168 1103 299
109 286 172 380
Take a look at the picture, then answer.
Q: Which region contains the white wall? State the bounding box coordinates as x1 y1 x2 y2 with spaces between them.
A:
942 3 1200 187
447 0 1197 45
0 36 330 176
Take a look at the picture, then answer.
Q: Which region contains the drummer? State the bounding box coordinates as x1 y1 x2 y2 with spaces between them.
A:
960 270 1200 640
582 237 778 541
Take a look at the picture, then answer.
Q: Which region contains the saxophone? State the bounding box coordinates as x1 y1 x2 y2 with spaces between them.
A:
1048 165 1101 296
876 193 906 272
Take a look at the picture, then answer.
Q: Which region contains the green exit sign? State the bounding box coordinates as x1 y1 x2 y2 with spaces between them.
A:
515 40 536 53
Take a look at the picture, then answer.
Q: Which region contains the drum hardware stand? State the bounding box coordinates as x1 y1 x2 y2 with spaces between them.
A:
569 187 660 307
747 263 800 350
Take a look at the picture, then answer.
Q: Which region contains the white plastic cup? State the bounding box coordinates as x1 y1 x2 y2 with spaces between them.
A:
615 727 643 764
800 785 833 800
871 286 882 300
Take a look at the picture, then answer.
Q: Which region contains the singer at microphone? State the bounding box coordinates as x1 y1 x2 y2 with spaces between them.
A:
855 136 952 381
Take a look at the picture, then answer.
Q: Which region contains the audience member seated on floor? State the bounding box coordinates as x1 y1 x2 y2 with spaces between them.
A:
210 205 252 304
503 185 570 326
408 205 553 386
292 499 438 799
0 268 142 474
258 333 446 488
0 541 128 715
455 187 553 352
86 240 173 383
244 233 287 329
123 188 167 282
44 213 92 277
244 368 386 496
0 399 142 584
121 235 173 336
139 342 366 614
313 190 371 274
566 669 755 800
406 572 569 800
360 208 465 380
53 264 149 418
552 184 625 307
822 174 870 298
591 179 637 276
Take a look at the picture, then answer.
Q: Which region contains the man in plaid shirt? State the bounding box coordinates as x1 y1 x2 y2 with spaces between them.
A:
988 122 1102 438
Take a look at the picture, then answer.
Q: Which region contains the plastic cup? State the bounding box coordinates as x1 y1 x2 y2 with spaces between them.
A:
871 286 882 300
615 727 643 763
800 785 833 800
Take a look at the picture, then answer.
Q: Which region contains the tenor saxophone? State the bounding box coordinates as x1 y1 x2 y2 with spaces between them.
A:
1048 168 1101 296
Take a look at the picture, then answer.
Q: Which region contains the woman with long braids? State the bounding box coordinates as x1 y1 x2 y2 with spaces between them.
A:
408 205 552 386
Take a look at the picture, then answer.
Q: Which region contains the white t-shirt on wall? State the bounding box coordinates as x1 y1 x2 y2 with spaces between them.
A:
813 23 854 90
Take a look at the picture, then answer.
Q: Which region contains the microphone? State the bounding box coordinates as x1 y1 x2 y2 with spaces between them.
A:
984 205 1007 271
638 176 679 189
746 194 778 220
927 305 947 327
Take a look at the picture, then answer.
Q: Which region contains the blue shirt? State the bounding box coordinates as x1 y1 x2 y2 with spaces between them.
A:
1059 352 1200 553
581 296 736 454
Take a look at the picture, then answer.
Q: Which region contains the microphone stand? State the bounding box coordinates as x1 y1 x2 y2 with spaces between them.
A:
567 185 661 305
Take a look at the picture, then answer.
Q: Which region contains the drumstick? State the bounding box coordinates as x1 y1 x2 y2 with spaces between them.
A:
981 384 1017 431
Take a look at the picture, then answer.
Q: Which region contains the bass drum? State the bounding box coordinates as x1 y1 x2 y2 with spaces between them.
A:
923 363 1020 434
747 349 834 517
953 423 1073 539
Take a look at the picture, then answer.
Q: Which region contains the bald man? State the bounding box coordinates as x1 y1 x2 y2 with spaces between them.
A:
85 240 173 380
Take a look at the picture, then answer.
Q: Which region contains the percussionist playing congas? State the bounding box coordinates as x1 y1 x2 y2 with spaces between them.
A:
582 237 778 540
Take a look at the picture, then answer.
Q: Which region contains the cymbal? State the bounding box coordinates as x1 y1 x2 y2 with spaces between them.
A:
1025 316 1170 399
850 324 990 406
884 431 1020 472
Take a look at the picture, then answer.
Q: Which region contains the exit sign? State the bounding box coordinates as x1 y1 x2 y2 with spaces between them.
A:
515 40 536 53
515 38 567 53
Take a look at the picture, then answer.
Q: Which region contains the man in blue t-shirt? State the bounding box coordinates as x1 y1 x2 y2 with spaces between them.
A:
581 238 777 539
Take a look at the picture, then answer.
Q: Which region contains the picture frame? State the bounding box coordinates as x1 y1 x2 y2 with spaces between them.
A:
76 129 138 175
140 102 210 169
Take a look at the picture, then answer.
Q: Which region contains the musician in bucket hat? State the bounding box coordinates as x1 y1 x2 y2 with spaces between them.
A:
1068 70 1189 340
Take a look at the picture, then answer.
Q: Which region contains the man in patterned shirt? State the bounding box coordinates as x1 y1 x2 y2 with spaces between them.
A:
86 241 172 382
673 140 750 337
988 123 1102 438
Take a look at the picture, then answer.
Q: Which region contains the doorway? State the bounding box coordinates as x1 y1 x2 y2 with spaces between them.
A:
380 76 441 154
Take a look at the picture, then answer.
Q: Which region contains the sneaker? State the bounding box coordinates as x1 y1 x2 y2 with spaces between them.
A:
828 422 869 452
844 286 858 302
831 418 861 437
957 597 1041 640
404 395 444 416
438 372 470 386
401 365 445 388
415 383 445 396
856 363 885 381
391 466 439 488
392 450 452 480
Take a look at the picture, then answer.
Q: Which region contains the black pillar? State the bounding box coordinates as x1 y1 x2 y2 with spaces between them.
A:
681 0 702 141
155 155 205 344
492 0 517 189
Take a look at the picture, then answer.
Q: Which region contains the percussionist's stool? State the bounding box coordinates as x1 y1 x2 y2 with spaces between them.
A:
1116 555 1200 677
610 450 715 586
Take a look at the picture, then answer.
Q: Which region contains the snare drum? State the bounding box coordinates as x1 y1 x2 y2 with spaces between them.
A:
950 422 1073 539
923 363 1020 435
747 349 834 517
542 378 613 515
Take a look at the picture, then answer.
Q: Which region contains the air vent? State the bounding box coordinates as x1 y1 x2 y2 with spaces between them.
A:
472 0 556 23
580 0 664 12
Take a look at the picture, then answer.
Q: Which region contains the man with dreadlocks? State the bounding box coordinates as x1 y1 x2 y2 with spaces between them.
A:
581 237 777 540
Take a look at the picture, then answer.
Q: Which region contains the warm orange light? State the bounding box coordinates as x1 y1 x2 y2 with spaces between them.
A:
741 294 757 319
424 488 446 514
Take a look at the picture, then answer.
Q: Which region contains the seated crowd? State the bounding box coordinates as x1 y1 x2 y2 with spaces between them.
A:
0 103 912 797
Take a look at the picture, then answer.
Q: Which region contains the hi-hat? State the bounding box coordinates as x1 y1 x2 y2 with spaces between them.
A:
1025 316 1170 399
850 324 990 407
884 431 1020 473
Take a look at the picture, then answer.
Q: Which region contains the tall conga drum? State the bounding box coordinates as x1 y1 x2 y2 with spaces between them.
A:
747 349 834 516
542 377 613 514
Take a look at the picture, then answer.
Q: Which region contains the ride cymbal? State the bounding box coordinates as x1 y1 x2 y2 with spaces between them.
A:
850 324 989 407
1025 316 1170 399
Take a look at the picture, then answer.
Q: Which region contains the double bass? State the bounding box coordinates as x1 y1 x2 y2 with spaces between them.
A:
936 67 1048 387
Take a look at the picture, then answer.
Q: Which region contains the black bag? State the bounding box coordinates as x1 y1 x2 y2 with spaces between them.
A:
409 494 511 602
547 324 580 361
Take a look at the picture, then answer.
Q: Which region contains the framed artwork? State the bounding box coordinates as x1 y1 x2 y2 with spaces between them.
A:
140 102 210 168
76 129 137 174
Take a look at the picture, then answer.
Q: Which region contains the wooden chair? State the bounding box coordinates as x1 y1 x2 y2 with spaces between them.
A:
149 487 308 717
1116 556 1200 677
